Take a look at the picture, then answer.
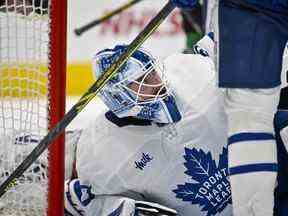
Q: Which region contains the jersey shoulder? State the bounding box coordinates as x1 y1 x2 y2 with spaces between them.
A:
164 53 219 111
164 53 215 92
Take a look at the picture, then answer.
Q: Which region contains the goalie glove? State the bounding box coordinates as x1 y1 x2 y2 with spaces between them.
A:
135 201 178 216
64 179 95 216
193 32 214 59
64 179 177 216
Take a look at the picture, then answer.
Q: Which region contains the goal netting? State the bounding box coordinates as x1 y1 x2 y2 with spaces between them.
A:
0 0 66 215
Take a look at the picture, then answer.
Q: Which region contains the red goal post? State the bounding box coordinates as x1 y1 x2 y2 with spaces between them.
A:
48 0 67 215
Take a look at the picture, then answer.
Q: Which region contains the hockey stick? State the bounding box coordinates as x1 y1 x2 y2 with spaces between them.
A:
74 0 143 36
182 10 202 35
0 1 176 198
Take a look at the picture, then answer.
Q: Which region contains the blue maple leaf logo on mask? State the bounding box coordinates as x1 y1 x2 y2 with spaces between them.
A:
173 147 232 216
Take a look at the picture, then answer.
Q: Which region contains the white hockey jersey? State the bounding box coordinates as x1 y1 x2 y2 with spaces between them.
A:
75 51 233 216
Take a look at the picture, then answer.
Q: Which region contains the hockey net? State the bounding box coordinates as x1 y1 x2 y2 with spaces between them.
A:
0 0 66 215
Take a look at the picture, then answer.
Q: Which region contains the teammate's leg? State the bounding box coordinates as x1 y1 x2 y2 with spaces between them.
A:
225 87 280 215
217 1 288 215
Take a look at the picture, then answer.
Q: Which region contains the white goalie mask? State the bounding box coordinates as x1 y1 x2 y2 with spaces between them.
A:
92 45 182 124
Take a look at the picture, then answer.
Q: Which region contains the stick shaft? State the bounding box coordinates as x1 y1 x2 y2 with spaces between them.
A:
182 10 203 35
74 0 143 36
0 1 175 198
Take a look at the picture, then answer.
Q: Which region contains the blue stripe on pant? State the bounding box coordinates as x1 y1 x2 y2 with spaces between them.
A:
228 132 275 145
229 163 278 176
228 132 277 175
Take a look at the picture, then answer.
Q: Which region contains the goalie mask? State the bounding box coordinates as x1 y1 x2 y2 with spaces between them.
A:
92 45 182 124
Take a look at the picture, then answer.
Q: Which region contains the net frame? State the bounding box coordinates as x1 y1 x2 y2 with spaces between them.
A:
47 0 67 215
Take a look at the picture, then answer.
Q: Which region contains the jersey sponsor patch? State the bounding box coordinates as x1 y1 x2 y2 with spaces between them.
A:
134 153 153 171
173 147 231 215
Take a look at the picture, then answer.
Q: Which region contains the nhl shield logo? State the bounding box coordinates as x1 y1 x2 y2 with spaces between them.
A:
173 147 232 216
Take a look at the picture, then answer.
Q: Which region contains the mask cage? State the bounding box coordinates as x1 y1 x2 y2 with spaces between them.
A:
114 57 172 105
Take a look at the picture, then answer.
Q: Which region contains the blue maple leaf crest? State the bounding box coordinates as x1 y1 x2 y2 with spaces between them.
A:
173 147 232 216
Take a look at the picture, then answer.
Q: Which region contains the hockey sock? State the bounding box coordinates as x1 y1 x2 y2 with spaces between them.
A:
225 87 280 216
